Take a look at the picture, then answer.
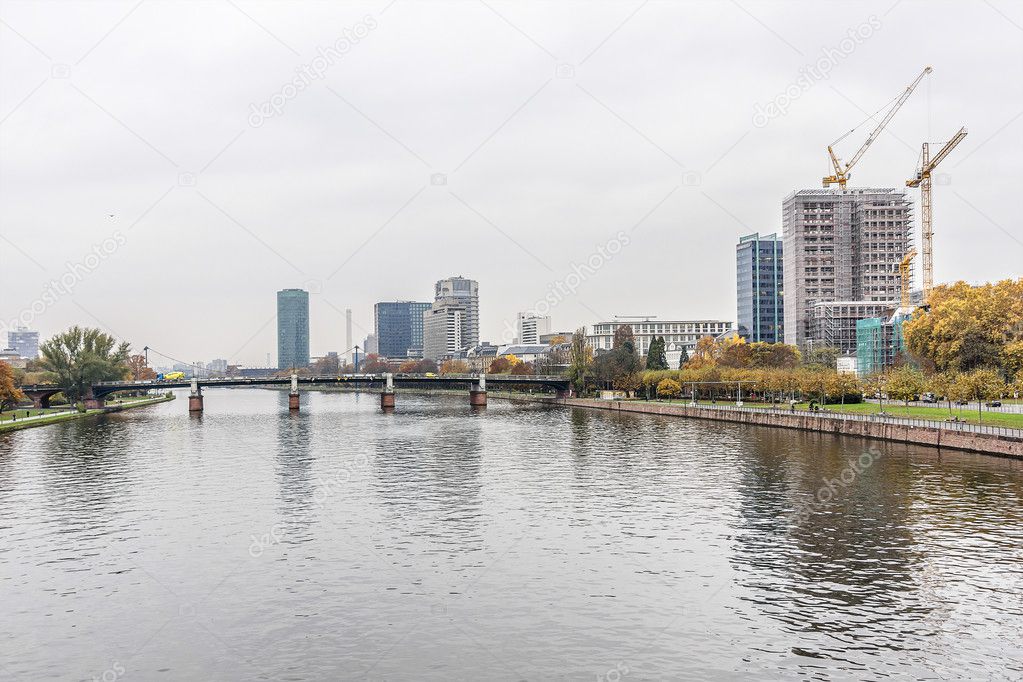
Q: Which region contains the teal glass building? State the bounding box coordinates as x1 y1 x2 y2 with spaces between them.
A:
277 289 310 369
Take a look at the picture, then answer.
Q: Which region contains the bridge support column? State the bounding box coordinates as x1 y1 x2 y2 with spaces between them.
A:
83 388 105 410
469 373 487 407
381 373 395 410
188 378 203 412
289 374 300 411
29 393 51 409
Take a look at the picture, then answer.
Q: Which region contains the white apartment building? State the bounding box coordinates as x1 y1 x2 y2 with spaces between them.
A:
585 318 733 356
516 313 552 345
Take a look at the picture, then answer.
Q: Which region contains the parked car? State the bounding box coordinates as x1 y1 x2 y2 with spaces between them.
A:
956 399 970 406
921 392 938 403
986 400 1002 407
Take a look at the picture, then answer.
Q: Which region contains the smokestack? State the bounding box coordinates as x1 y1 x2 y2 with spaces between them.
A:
346 308 353 360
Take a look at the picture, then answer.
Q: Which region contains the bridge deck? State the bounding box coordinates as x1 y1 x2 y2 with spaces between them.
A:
23 374 570 398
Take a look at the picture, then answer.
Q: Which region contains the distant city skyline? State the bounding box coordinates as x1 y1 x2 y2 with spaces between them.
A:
1 3 1018 365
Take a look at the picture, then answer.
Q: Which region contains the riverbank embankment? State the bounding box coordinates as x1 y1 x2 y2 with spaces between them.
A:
0 394 175 434
524 396 1023 458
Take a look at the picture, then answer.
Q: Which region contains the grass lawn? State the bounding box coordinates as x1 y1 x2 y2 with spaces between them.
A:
0 394 173 432
0 407 75 422
649 398 1023 429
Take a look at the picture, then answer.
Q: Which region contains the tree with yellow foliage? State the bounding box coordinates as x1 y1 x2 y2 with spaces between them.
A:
904 278 1023 376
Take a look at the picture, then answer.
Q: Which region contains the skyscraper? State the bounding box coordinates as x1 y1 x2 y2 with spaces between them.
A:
374 301 431 358
277 288 310 369
6 326 39 359
432 276 479 348
736 233 783 343
422 303 465 361
783 188 912 349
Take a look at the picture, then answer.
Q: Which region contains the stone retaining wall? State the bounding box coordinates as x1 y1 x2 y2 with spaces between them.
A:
538 398 1023 459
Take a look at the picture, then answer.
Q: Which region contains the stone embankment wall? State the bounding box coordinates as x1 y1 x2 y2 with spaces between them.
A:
538 398 1023 459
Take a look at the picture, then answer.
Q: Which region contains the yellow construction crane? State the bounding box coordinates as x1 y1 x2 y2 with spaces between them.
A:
899 248 917 310
823 66 932 189
907 126 968 302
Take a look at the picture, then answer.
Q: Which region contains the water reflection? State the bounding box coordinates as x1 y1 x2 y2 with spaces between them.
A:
1 391 1022 679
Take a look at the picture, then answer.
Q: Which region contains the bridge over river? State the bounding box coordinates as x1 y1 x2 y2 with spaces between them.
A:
21 373 572 412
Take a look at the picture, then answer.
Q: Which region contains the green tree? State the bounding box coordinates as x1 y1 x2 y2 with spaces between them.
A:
566 327 592 393
677 345 689 369
610 325 642 394
802 345 840 370
39 327 131 403
646 336 668 370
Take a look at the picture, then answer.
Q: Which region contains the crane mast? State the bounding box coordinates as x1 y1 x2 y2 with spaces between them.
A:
899 248 917 310
823 66 932 189
906 126 968 301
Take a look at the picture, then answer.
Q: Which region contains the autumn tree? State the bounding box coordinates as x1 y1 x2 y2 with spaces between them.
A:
0 361 25 411
439 359 469 375
656 378 682 399
488 357 512 374
508 361 534 376
127 354 157 381
717 337 751 368
959 368 1005 423
39 327 131 403
685 336 719 369
359 354 391 373
748 342 800 369
904 278 1023 375
885 365 926 408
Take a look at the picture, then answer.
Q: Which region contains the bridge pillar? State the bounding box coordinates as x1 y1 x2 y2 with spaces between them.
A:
83 387 105 410
381 373 395 410
469 373 487 407
289 374 300 411
188 378 203 412
29 392 51 409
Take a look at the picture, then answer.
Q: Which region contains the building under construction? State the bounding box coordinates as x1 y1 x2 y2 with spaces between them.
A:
782 188 913 350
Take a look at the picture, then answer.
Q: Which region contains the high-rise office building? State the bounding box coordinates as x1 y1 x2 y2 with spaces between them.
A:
422 303 465 360
7 326 39 359
736 233 783 343
277 288 310 369
374 301 431 358
783 188 912 349
516 313 552 345
433 276 479 348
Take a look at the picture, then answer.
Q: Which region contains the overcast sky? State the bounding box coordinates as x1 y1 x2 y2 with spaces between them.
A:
2 0 1021 366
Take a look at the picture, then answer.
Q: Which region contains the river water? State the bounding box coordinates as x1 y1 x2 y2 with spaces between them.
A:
1 389 1021 681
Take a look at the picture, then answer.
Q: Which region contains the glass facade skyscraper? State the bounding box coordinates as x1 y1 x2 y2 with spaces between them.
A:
374 301 431 358
277 289 309 369
736 232 783 343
